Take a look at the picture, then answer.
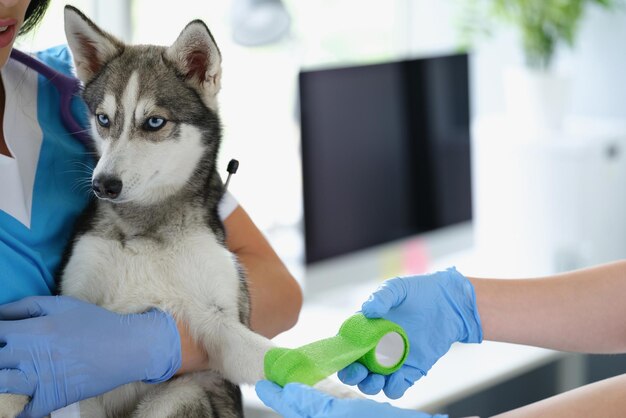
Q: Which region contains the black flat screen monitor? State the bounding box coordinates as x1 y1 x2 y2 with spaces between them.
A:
300 54 472 264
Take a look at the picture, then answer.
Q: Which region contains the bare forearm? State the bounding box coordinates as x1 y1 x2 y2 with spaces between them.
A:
239 251 302 337
176 320 208 374
224 206 302 338
469 260 626 353
493 373 626 418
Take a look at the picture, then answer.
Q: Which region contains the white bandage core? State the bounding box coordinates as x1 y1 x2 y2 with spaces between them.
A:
375 331 405 367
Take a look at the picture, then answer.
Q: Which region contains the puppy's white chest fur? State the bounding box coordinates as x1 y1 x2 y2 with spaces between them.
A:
62 227 241 317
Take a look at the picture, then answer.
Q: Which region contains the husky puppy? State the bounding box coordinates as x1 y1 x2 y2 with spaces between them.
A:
0 6 270 418
59 5 273 418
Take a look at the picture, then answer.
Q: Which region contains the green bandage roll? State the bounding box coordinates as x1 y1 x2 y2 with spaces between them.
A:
264 313 409 387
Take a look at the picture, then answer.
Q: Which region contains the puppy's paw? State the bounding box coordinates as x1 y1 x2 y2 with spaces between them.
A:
313 378 363 399
0 394 29 418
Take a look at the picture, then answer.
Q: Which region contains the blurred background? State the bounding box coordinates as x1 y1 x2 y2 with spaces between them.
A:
17 0 626 416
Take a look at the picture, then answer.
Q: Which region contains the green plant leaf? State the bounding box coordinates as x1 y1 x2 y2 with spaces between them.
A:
455 0 623 70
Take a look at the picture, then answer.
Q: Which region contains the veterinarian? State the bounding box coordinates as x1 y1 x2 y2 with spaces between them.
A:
0 1 302 417
256 262 626 417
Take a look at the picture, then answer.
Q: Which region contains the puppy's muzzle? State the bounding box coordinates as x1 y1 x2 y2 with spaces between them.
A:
93 176 123 200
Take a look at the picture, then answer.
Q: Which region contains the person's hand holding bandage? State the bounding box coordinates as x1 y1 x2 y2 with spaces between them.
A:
339 268 483 398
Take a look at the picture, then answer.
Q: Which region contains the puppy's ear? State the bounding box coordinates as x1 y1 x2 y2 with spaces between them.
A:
166 21 222 103
64 5 124 83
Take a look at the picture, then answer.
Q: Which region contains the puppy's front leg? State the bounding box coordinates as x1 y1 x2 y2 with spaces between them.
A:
190 314 363 400
194 315 274 384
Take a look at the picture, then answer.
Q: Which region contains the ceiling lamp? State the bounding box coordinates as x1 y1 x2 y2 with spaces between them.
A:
231 0 291 46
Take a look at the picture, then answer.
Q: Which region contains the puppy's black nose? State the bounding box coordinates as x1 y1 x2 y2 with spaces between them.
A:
93 176 123 200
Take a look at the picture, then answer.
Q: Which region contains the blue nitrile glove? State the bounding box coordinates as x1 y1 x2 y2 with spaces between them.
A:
256 380 448 418
338 267 482 399
0 296 181 418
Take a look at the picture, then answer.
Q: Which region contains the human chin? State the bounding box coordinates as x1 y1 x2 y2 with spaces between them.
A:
0 18 19 68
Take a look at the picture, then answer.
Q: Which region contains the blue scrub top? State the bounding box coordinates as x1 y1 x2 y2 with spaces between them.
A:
0 46 92 304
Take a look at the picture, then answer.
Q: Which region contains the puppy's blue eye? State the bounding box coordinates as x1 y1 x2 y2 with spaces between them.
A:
96 113 110 127
144 117 166 131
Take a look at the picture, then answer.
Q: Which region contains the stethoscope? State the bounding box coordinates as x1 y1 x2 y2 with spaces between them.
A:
9 49 240 188
10 49 92 147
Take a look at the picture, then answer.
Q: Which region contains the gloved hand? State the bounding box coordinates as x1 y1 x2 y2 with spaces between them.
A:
0 296 181 418
338 267 482 399
256 380 448 418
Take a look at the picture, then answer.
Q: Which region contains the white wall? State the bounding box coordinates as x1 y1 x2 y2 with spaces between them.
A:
558 7 626 119
474 8 626 121
404 1 626 122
